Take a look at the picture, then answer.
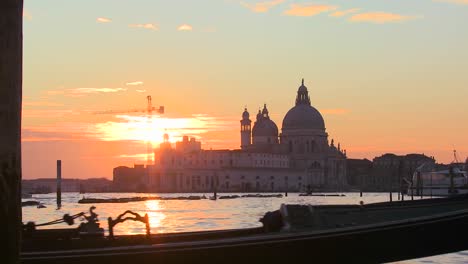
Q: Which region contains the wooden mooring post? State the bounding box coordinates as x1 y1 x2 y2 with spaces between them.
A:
57 160 62 208
0 1 23 263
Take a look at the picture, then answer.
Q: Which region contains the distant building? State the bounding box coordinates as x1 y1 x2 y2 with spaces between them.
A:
22 178 112 194
113 165 147 192
133 79 347 192
346 159 373 188
371 153 436 191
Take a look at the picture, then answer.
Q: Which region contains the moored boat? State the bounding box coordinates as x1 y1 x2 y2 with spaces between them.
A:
21 194 468 263
408 163 468 197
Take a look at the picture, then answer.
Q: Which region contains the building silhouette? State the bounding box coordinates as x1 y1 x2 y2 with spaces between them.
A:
114 80 348 192
347 154 436 191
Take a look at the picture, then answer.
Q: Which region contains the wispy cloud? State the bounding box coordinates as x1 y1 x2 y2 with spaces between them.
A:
23 101 64 107
97 17 112 23
23 10 32 20
22 113 241 152
434 0 468 4
321 108 350 115
125 81 144 86
284 4 338 17
22 123 97 142
136 89 147 93
116 153 147 160
129 23 158 30
68 88 127 94
241 0 285 13
329 8 360 17
46 87 127 97
177 24 193 31
22 109 77 119
349 12 417 23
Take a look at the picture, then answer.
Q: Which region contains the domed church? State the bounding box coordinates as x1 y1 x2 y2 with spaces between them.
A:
119 79 347 192
240 79 347 188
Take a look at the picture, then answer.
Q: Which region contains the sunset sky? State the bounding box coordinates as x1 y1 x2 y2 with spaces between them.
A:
22 0 468 179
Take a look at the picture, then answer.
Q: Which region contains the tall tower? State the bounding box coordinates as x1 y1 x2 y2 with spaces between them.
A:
240 108 252 149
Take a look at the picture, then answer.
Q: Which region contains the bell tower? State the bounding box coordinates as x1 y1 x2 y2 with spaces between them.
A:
240 108 252 149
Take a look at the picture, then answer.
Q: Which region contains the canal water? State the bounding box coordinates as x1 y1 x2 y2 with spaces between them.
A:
22 192 467 263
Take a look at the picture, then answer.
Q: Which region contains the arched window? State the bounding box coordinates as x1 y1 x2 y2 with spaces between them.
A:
289 140 293 153
311 140 316 152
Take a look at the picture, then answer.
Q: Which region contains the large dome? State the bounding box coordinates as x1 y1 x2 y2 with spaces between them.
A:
282 104 325 130
282 79 325 131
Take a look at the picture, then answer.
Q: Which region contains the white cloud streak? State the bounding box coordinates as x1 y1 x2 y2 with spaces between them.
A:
97 17 112 23
177 24 193 31
129 23 158 30
125 81 144 86
241 0 285 13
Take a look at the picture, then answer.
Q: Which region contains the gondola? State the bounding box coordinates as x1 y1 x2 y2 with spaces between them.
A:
21 194 468 264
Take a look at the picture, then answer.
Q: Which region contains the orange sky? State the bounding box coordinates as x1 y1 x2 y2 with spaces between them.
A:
21 0 468 179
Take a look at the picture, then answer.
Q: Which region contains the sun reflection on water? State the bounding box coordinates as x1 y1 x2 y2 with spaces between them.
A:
145 200 166 233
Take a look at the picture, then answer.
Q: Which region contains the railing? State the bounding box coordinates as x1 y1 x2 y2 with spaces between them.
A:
108 211 150 239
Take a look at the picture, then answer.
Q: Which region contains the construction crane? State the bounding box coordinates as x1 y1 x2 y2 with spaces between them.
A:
93 95 164 166
145 95 160 166
93 101 164 115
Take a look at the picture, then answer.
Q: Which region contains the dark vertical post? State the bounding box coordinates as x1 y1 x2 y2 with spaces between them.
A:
430 171 433 198
398 160 402 201
360 174 363 197
0 1 23 263
108 217 114 239
397 183 401 200
57 160 62 208
420 170 424 199
449 166 454 196
211 175 217 200
389 176 393 202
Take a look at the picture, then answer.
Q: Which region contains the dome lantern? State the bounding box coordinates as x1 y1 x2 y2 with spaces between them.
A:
296 78 311 106
242 108 250 119
282 79 325 131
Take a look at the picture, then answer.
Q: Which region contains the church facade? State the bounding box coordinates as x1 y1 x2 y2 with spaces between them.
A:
239 79 347 189
115 80 347 192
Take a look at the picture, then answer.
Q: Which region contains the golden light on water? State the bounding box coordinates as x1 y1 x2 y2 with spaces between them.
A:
145 200 166 232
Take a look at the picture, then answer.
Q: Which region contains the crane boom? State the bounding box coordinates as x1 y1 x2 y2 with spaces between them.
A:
91 95 164 167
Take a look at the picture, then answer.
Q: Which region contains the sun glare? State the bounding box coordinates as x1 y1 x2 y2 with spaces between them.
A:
94 115 210 146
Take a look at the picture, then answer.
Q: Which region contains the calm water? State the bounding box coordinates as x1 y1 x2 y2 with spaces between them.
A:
22 192 467 263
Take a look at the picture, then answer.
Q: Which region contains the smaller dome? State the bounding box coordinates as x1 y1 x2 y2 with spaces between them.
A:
256 110 262 120
252 104 278 137
252 119 278 137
